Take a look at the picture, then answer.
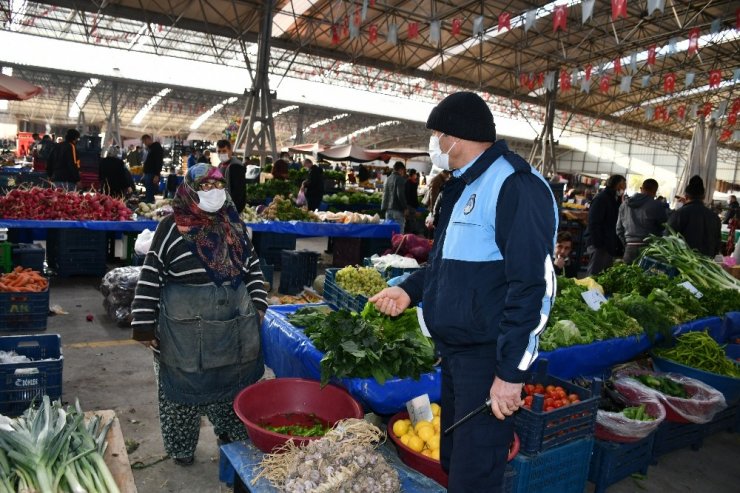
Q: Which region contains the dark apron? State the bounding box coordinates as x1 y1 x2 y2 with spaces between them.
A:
156 282 264 404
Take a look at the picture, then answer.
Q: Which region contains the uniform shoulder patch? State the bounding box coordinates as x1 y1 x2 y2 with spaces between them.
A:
464 193 476 214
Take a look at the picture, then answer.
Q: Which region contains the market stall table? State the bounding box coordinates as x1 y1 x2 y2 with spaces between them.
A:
219 440 445 492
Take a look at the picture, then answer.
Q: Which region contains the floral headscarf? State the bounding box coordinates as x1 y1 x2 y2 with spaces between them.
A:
171 164 247 287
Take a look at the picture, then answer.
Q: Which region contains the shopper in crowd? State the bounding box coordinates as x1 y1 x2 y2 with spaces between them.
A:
553 231 578 278
28 133 41 157
616 178 668 264
667 175 721 257
302 158 324 210
216 139 247 214
271 151 290 180
198 149 211 164
404 168 420 234
381 161 408 232
46 128 81 191
131 164 267 466
99 146 133 198
370 92 557 492
165 172 179 199
347 168 357 184
141 134 163 203
724 195 739 224
187 149 198 169
126 145 141 168
357 164 374 188
33 134 54 172
423 170 450 231
584 174 626 275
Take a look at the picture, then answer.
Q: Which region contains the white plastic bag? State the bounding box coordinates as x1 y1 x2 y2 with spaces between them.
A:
134 229 154 255
595 378 666 442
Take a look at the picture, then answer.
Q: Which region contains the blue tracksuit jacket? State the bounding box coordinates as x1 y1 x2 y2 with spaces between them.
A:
400 140 558 383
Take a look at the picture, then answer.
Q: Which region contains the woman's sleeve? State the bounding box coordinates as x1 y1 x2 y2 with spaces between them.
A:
243 239 268 312
130 222 170 341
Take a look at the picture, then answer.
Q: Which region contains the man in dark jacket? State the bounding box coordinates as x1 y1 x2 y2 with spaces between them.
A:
303 158 324 210
141 134 163 203
667 175 721 257
216 139 246 213
616 178 668 264
99 146 134 198
47 128 81 190
585 174 626 275
381 161 408 232
724 195 739 224
404 168 420 233
370 92 557 492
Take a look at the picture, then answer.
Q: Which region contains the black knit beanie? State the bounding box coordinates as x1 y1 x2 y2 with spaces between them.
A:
685 175 705 199
426 92 496 142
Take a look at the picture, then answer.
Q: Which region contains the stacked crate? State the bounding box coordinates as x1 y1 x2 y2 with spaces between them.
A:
251 232 297 270
46 229 107 276
278 250 320 295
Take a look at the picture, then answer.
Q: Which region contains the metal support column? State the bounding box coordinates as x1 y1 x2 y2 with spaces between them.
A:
529 84 558 179
294 105 305 145
105 80 122 147
234 1 276 165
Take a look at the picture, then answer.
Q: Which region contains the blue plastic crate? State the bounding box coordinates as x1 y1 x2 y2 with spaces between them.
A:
11 243 45 272
279 250 320 295
0 286 49 332
638 256 680 278
323 268 368 313
514 360 600 454
589 434 655 493
0 334 63 416
511 437 594 493
651 420 703 462
703 404 738 436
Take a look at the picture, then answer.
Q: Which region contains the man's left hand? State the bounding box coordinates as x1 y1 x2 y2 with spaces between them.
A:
489 377 523 420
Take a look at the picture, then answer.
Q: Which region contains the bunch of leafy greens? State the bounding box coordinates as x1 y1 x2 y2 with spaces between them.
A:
302 303 435 385
595 263 672 296
611 293 675 342
698 286 740 316
286 305 332 327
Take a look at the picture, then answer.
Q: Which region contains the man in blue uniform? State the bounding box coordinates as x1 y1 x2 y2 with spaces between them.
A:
370 92 558 492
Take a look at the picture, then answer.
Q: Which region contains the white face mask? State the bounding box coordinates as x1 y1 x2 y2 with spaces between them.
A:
196 188 226 212
218 153 230 163
428 135 456 171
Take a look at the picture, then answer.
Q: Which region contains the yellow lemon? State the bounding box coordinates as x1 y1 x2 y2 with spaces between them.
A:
400 434 411 447
432 416 441 432
421 449 434 458
392 419 409 437
407 435 425 453
426 434 441 451
430 403 441 417
431 448 440 461
418 426 435 443
414 420 434 434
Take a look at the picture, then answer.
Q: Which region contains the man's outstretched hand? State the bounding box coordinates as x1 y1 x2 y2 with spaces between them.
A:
369 287 411 317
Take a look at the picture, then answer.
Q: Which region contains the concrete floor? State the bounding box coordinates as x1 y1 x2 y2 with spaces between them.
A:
3 236 739 492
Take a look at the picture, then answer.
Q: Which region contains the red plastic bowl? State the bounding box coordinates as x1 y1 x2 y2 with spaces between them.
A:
233 378 364 453
387 411 519 488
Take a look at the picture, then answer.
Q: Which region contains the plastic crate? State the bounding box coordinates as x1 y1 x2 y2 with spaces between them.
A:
0 334 63 416
363 257 421 280
323 268 368 313
0 287 49 332
0 242 11 273
514 360 601 455
332 237 363 267
251 232 297 253
11 243 45 272
259 258 274 291
703 404 738 436
278 250 320 295
588 434 655 493
47 229 107 277
651 420 703 462
511 437 593 493
638 256 680 278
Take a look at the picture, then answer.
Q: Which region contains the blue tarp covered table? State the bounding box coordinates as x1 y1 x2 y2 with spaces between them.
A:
261 304 441 415
218 440 445 492
0 219 399 238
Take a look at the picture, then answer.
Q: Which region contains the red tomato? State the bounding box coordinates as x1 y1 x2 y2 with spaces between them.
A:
544 406 554 412
560 399 570 407
544 398 554 408
545 385 556 394
567 393 579 402
525 384 535 395
555 389 566 400
534 384 545 394
524 396 533 407
552 400 563 409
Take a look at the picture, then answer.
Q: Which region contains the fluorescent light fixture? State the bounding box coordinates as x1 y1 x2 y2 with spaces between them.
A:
0 67 11 111
190 96 238 130
272 0 317 36
274 105 299 117
68 78 100 118
334 120 401 145
132 88 171 125
419 0 582 71
9 0 29 32
289 113 349 140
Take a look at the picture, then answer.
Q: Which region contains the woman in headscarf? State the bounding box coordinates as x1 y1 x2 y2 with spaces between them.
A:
131 164 267 466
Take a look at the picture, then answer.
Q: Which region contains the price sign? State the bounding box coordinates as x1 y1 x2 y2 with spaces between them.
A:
406 394 433 426
581 289 608 311
678 281 703 299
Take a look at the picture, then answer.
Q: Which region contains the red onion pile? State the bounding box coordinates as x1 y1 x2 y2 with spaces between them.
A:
0 187 133 221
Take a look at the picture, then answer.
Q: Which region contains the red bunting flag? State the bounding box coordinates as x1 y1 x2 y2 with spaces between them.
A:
585 64 592 81
647 45 656 66
408 22 419 40
720 129 733 141
736 8 740 30
702 102 713 116
732 99 740 114
709 69 722 88
663 73 676 92
614 57 622 75
369 24 378 43
451 18 462 36
611 0 627 21
560 70 572 92
677 105 686 120
688 27 700 55
369 0 375 6
519 73 530 88
599 76 610 93
553 5 567 32
729 113 738 125
354 5 361 27
331 24 340 44
499 12 511 31
537 72 545 88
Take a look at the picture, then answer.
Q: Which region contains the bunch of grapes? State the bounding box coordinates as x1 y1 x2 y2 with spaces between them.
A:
335 266 387 297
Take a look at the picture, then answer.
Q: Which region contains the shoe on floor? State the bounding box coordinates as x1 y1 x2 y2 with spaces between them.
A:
217 433 233 447
173 456 194 466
